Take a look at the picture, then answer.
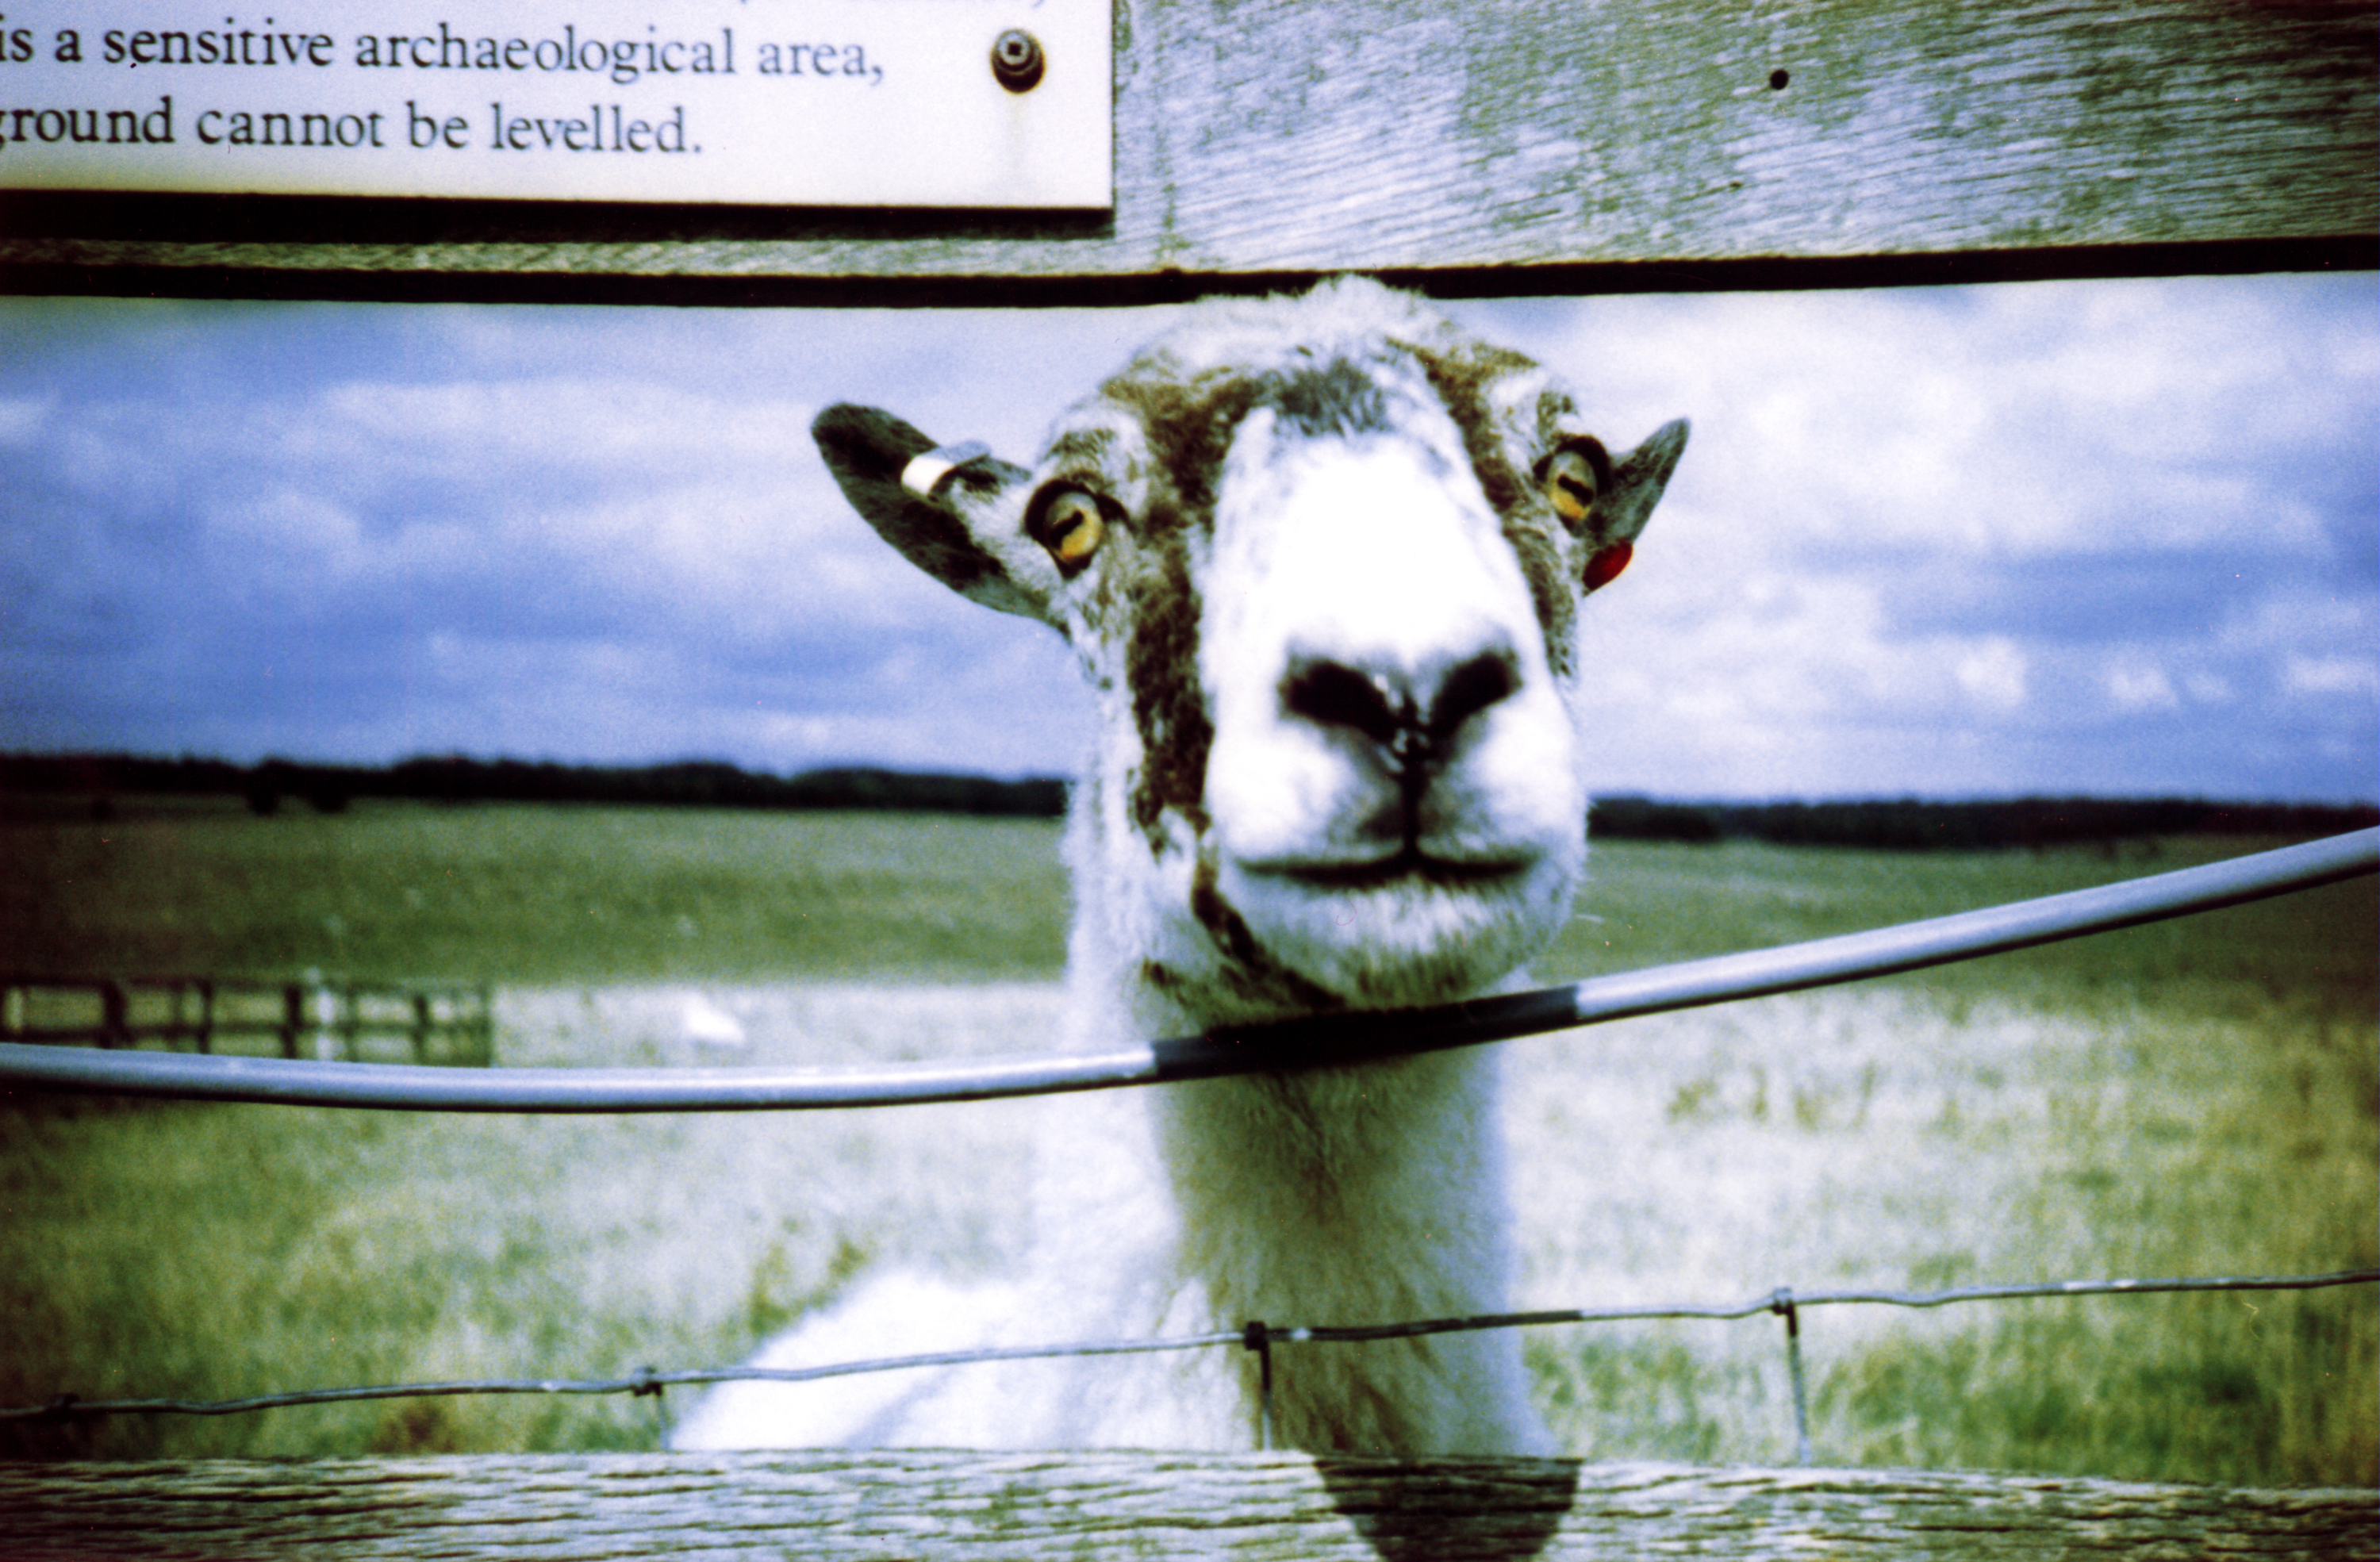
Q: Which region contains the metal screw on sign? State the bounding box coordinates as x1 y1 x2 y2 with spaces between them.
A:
991 29 1045 93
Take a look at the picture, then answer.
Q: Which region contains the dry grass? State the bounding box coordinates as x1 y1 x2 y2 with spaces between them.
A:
2 984 1062 1460
1509 986 2375 1483
1 808 2370 1481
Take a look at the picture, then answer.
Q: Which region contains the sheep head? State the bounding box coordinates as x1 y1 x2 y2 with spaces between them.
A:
812 279 1687 1024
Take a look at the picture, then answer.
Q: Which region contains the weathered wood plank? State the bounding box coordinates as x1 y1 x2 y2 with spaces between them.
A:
0 0 2370 301
1 1455 2371 1560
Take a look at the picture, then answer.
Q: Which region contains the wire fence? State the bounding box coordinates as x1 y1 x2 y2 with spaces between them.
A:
3 827 2372 1112
6 828 2373 1464
9 1268 2373 1463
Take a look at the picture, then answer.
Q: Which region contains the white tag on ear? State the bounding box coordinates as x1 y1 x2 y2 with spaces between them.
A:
900 441 993 498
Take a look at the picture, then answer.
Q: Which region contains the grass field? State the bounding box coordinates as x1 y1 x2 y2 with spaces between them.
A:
1 797 2372 1483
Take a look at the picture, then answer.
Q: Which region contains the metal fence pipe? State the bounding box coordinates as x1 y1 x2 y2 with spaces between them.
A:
0 828 2370 1115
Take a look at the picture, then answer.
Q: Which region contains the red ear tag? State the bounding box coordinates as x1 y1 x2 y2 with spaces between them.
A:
1583 541 1633 593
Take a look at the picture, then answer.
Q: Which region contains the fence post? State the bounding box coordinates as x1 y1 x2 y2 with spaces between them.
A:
99 980 130 1050
163 980 204 1052
1773 1288 1814 1465
1242 1322 1276 1452
195 979 213 1054
470 985 494 1066
411 993 432 1063
280 984 303 1058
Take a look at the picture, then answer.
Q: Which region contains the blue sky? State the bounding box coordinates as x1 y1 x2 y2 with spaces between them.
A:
2 273 2374 802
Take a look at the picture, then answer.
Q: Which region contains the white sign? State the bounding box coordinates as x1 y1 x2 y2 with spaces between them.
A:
0 2 1109 206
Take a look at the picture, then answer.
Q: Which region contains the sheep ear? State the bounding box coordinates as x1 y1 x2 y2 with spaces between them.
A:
811 404 1054 623
1593 418 1690 548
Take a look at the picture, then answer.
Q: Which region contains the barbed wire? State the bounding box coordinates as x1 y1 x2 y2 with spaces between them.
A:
3 827 2372 1114
11 1267 2370 1431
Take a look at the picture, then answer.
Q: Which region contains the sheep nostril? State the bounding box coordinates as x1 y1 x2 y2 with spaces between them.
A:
1282 647 1519 762
1280 659 1408 748
1428 651 1519 743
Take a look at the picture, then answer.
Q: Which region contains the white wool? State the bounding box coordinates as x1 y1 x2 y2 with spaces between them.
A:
674 279 1685 1456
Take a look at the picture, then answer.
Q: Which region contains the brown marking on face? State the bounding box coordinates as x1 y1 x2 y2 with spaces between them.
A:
1092 337 1577 858
1410 343 1579 681
1533 386 1582 453
1255 356 1395 439
1192 848 1345 1013
1100 372 1265 528
1088 374 1267 850
1123 532 1215 850
889 497 1018 598
1046 426 1115 470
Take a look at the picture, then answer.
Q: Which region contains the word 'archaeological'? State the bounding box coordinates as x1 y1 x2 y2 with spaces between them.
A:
0 21 885 87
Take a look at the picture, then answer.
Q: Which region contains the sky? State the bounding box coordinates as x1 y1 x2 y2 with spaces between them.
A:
1 272 2374 803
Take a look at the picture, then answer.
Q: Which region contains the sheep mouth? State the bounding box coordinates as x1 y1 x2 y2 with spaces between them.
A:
1245 848 1537 892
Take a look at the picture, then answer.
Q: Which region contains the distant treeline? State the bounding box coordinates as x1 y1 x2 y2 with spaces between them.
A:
4 753 2374 848
0 753 1068 819
1590 793 2378 851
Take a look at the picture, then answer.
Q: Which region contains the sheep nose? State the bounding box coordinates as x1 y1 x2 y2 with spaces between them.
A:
1280 647 1520 768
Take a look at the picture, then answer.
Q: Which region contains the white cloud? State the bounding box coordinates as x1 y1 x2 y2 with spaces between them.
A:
2102 659 2181 712
0 394 53 443
2281 654 2379 700
320 378 814 476
1955 639 2029 712
2181 671 2236 705
1457 274 2372 565
211 489 365 560
3 280 2371 800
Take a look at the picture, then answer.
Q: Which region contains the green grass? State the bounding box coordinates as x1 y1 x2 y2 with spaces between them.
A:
1 802 2371 1483
1548 835 2377 1027
0 796 1071 984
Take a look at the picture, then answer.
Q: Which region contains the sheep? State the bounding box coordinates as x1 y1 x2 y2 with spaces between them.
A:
672 278 1687 1456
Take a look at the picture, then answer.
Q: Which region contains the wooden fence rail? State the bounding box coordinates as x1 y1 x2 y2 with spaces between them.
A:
0 0 2370 303
0 976 494 1066
0 1453 2370 1560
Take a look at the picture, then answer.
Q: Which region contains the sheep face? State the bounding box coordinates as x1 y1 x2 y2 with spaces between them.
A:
813 279 1686 1023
